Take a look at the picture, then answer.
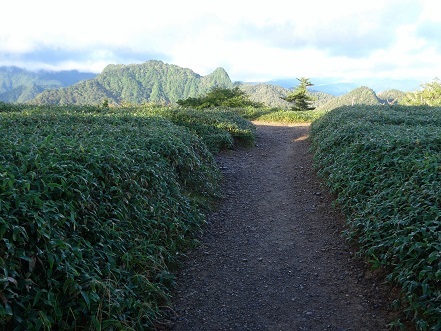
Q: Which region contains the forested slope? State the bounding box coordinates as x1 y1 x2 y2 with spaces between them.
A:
0 66 96 102
31 61 233 105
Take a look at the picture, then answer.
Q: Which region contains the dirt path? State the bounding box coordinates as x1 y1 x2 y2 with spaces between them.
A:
163 123 395 331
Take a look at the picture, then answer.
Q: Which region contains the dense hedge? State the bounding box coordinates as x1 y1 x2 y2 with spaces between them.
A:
144 106 256 153
310 105 441 330
0 104 253 330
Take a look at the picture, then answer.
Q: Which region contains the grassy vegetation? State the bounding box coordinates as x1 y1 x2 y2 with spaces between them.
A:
217 106 276 121
205 105 326 123
143 105 256 152
0 103 255 330
309 105 441 331
7 98 440 330
254 109 327 123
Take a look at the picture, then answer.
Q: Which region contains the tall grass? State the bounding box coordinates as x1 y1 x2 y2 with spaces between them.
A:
253 109 327 123
143 105 256 152
310 105 441 330
0 104 254 330
197 105 327 124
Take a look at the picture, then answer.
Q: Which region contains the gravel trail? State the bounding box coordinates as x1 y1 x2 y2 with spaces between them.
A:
164 123 395 331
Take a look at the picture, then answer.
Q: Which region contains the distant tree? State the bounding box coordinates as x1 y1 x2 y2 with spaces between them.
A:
101 99 109 108
402 78 441 106
177 86 262 109
282 77 316 111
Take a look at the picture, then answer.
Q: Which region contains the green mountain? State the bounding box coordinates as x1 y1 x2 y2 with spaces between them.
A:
31 60 234 105
316 86 406 111
3 62 406 109
377 89 406 105
0 66 96 102
310 91 336 109
239 83 335 109
239 83 291 109
317 86 382 111
0 84 46 103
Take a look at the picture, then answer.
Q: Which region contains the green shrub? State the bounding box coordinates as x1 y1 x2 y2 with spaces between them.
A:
176 86 262 109
0 105 222 330
255 109 326 123
310 105 441 330
143 106 256 152
227 106 277 121
402 79 441 106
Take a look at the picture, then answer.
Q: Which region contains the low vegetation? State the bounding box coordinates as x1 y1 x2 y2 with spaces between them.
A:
309 105 441 330
253 109 326 123
0 103 254 330
147 105 256 153
3 77 440 331
176 86 327 124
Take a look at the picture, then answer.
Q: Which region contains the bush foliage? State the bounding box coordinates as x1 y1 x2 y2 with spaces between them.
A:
0 104 254 330
255 109 326 123
402 79 441 107
144 105 256 152
177 86 263 110
310 105 441 331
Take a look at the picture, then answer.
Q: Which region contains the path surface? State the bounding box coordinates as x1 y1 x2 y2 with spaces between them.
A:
165 123 395 331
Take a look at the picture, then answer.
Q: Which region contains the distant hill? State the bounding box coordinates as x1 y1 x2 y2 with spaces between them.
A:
311 83 360 96
0 84 46 103
31 61 234 105
377 89 406 105
310 91 336 109
0 66 96 102
261 85 406 111
239 83 291 109
317 86 382 111
269 77 421 96
315 86 407 111
2 61 409 109
239 83 335 109
268 78 360 96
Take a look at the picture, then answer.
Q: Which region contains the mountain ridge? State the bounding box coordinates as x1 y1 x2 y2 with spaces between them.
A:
0 66 96 102
268 77 421 95
0 61 410 108
31 61 234 105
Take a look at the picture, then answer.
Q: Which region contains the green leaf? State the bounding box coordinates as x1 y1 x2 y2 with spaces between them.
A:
92 316 101 331
81 291 90 309
33 291 43 307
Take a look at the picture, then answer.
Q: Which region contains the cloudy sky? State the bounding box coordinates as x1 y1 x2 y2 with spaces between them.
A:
1 0 439 87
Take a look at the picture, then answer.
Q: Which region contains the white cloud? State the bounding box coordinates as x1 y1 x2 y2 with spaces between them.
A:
0 0 439 84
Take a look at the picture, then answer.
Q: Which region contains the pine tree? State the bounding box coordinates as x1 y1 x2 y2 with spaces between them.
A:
283 77 315 111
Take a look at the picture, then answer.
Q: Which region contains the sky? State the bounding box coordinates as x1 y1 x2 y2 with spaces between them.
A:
1 0 440 88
